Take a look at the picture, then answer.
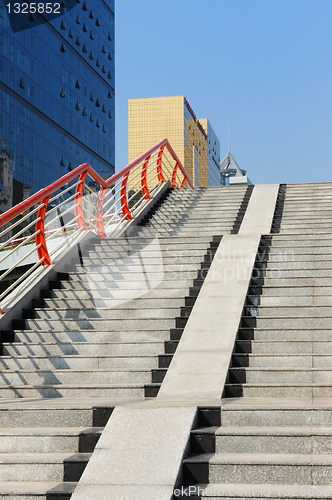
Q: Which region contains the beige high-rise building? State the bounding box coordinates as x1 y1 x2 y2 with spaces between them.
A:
128 96 220 187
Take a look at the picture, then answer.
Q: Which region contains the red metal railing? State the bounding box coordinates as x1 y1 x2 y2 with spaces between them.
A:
0 139 192 308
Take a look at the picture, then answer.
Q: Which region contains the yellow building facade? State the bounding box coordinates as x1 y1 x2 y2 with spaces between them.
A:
128 96 220 187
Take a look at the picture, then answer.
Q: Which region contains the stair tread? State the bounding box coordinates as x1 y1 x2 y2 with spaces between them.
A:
0 481 77 494
213 426 332 436
184 451 332 465
0 427 102 435
179 482 332 498
0 452 91 462
0 383 147 388
0 368 153 374
230 367 332 372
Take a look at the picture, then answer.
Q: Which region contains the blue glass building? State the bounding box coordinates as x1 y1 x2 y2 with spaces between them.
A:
0 0 115 198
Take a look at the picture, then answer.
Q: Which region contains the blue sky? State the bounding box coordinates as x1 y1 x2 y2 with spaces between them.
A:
115 0 332 185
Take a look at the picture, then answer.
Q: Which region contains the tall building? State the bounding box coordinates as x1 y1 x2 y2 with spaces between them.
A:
128 96 220 187
0 0 115 198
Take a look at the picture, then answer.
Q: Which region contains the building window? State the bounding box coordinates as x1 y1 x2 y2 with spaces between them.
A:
29 160 34 172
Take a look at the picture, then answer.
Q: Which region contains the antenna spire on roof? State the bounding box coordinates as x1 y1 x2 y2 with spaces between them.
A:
228 123 231 154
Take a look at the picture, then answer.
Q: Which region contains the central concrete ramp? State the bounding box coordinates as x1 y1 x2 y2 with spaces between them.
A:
158 184 279 400
71 403 197 500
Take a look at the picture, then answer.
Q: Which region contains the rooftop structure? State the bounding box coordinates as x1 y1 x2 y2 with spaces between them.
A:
220 151 252 185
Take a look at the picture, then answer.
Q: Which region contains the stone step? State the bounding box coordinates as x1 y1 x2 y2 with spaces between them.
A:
265 261 332 270
248 329 332 341
263 277 332 286
256 306 332 317
40 297 185 309
64 270 198 282
9 329 170 344
153 203 242 211
83 250 209 259
96 236 217 246
148 214 238 222
239 354 332 368
260 286 332 297
0 481 77 499
268 235 332 243
30 306 180 320
55 279 194 290
0 452 90 482
66 262 202 273
259 296 332 307
277 229 332 234
281 198 332 204
143 222 234 230
250 340 332 354
183 451 332 485
0 404 100 429
279 222 332 229
19 317 176 331
264 269 332 278
0 354 158 371
176 482 332 498
253 317 332 329
279 222 332 228
86 243 213 253
0 368 153 386
0 384 145 398
0 427 102 453
137 229 230 237
280 212 332 217
267 247 332 256
209 426 332 454
266 254 332 267
239 383 332 397
2 340 165 357
45 287 190 300
232 367 332 384
219 402 332 427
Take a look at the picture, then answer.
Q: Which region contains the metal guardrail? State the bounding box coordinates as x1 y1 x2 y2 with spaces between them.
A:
0 139 192 310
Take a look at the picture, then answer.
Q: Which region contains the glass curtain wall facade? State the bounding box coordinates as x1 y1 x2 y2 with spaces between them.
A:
128 95 220 188
0 0 115 199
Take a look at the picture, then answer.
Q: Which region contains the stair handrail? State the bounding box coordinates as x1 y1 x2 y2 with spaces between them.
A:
0 138 192 308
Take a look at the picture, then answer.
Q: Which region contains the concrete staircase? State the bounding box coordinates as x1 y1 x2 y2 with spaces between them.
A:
0 401 113 500
0 185 249 498
178 182 332 498
0 186 248 399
